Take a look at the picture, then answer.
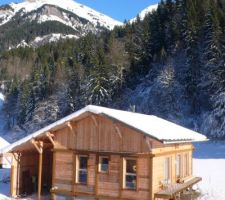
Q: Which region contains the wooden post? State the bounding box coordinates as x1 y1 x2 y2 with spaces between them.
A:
119 157 123 200
31 140 43 200
51 152 56 200
10 165 15 197
38 142 43 200
95 155 99 200
149 156 153 200
11 153 20 197
72 153 76 200
38 150 43 200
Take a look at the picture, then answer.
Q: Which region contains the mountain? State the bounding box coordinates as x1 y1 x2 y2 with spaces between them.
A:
0 0 122 50
0 0 225 142
130 4 158 23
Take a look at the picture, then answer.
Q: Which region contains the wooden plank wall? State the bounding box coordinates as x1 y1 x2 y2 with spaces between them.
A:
152 144 193 198
54 114 164 153
53 151 73 192
52 114 194 200
11 150 52 196
53 151 151 200
121 156 150 200
17 153 39 194
98 155 120 197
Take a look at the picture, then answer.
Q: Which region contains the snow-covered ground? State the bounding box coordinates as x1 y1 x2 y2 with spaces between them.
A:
0 168 10 200
193 141 225 200
0 141 225 199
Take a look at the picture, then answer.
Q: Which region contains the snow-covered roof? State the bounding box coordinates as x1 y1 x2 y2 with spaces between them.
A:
0 105 207 154
0 137 9 149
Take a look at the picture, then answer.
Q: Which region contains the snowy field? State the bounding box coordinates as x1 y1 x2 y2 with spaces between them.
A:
193 141 225 200
1 141 225 199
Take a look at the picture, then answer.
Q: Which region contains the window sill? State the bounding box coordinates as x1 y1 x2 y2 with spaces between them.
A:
74 183 88 186
98 171 109 174
122 188 137 191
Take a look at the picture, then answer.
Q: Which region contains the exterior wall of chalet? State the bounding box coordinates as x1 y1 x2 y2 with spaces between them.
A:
4 106 204 200
53 114 164 152
50 114 194 200
52 148 193 200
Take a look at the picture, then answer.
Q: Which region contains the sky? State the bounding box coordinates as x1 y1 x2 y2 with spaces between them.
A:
0 0 160 22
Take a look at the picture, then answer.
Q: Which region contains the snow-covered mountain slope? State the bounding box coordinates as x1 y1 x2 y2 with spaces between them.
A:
130 4 158 23
0 0 122 50
10 33 78 49
0 0 122 29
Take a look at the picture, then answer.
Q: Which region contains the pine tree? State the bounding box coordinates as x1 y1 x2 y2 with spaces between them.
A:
183 0 201 114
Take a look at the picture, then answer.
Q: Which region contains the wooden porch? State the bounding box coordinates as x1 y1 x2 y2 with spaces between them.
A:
154 177 202 200
9 137 54 200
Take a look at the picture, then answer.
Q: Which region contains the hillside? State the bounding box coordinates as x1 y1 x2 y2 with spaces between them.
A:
0 0 122 50
0 0 225 141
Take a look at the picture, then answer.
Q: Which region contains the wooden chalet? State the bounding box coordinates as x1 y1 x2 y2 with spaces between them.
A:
0 105 207 200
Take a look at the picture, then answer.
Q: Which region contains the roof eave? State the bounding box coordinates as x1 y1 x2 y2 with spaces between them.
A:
163 138 209 144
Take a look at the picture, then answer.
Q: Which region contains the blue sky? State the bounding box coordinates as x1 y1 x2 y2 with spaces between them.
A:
0 0 159 21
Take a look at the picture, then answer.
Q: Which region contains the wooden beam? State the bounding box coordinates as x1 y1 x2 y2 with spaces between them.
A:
12 152 20 162
45 132 55 146
91 115 98 127
67 122 77 135
145 138 152 151
30 139 42 154
114 125 122 139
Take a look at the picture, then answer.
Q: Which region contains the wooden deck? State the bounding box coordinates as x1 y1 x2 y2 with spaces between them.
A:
154 177 202 199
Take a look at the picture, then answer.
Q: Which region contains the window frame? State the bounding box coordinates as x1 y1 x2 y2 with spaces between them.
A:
164 157 171 184
175 154 182 179
98 156 110 173
183 153 189 177
76 155 88 185
123 157 137 190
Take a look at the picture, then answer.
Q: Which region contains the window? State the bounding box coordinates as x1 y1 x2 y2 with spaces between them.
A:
76 155 88 184
124 159 137 190
175 155 181 178
99 156 109 173
164 157 171 183
183 153 189 177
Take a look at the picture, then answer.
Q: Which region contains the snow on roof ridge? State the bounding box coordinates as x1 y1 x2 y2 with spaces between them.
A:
0 105 207 154
86 105 207 141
